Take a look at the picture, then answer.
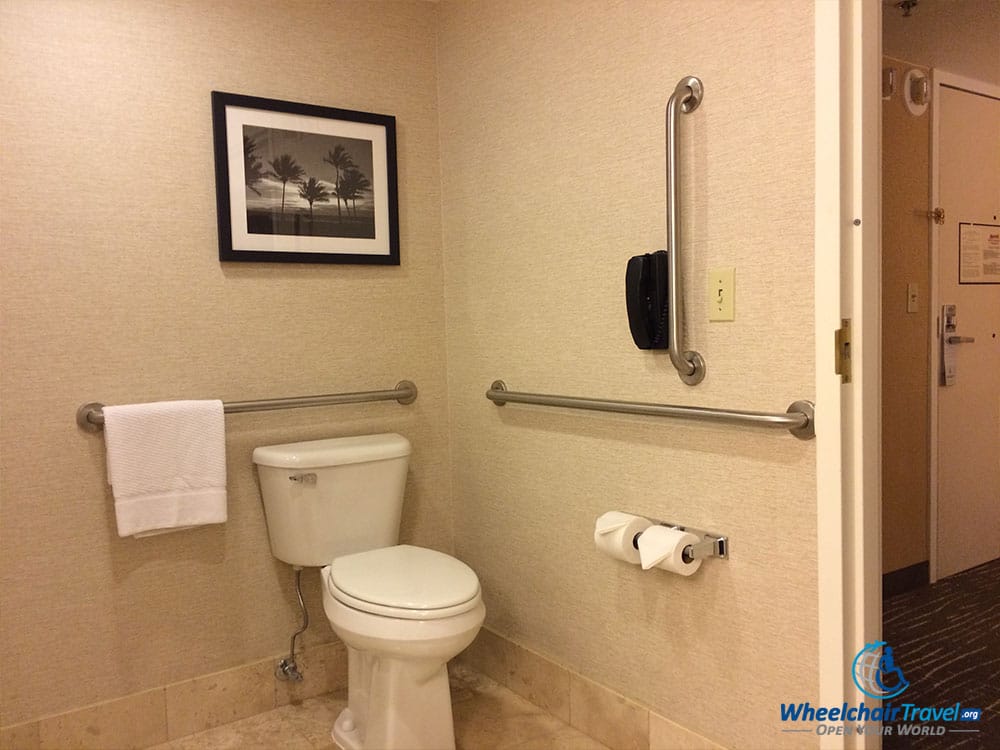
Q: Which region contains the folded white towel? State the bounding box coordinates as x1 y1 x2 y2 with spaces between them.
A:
103 400 227 538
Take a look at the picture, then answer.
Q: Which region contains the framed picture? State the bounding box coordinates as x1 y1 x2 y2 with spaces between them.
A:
211 91 399 265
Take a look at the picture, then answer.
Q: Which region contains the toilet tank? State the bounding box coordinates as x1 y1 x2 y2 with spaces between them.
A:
252 433 411 567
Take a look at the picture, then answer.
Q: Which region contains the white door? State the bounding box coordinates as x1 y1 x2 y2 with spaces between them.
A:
934 78 1000 579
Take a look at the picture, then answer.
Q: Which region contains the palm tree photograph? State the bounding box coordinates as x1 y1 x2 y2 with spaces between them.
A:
241 125 376 239
212 91 398 264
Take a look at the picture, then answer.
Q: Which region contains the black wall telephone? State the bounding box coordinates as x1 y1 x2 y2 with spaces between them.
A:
625 251 670 349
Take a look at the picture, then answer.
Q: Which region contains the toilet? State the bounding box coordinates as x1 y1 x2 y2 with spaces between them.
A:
252 434 485 750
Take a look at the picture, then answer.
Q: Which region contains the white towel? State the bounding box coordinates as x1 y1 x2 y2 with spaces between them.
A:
103 400 227 538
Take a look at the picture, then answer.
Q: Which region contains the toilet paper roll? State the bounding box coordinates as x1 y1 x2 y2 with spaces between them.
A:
637 526 702 576
593 511 653 565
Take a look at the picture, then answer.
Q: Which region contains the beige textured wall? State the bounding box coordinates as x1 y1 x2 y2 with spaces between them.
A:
880 57 932 575
883 0 1000 86
3 1 822 742
0 0 448 726
437 2 817 748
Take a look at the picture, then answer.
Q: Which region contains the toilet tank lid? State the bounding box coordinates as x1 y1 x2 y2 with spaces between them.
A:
252 433 410 469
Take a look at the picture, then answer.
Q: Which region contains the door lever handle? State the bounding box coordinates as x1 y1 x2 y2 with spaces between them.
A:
947 336 975 344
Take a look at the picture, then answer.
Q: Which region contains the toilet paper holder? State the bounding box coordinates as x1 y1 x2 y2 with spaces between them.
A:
637 521 729 563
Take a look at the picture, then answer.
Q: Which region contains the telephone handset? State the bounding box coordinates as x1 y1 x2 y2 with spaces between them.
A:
625 250 670 350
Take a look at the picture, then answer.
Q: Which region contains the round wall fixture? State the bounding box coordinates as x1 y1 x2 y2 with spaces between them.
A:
904 69 929 116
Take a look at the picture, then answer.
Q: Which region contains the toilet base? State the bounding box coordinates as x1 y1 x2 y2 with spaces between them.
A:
331 649 457 750
321 567 484 750
332 708 363 750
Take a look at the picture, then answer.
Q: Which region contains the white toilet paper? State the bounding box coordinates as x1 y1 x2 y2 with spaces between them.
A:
593 511 653 565
637 525 702 576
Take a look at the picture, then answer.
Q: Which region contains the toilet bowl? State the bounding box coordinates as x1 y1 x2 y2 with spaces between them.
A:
252 435 485 750
321 545 485 750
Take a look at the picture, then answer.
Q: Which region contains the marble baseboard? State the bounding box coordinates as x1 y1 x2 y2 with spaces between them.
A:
0 641 347 750
457 628 727 750
2 629 723 750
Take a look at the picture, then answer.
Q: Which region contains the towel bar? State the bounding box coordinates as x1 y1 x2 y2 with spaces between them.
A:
76 380 418 432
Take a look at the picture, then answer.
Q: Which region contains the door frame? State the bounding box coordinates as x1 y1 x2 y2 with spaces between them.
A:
928 69 1000 583
815 2 882 748
814 0 847 729
825 8 1000 749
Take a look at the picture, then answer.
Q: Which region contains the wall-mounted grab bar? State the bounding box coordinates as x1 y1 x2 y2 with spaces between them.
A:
666 76 706 386
487 381 814 440
76 380 418 432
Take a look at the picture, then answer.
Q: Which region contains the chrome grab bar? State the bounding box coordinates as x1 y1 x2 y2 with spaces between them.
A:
487 381 815 440
666 76 706 385
76 380 418 432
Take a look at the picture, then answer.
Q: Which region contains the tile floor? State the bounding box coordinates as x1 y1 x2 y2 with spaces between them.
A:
147 665 609 750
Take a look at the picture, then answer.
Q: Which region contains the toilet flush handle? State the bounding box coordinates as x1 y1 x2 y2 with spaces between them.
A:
288 473 317 485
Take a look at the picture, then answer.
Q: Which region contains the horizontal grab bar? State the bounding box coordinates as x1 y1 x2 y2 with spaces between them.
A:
76 380 418 432
486 380 814 440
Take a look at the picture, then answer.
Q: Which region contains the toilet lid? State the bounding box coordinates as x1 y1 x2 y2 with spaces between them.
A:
327 545 481 619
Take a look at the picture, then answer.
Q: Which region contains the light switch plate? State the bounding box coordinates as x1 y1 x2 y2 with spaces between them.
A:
709 267 735 321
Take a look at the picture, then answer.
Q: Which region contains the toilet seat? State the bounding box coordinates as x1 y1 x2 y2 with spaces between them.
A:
326 544 481 620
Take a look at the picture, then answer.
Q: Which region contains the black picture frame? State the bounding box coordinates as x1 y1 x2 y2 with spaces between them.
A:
211 91 399 265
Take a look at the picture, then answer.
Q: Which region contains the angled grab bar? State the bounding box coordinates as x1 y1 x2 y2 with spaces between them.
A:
666 76 706 385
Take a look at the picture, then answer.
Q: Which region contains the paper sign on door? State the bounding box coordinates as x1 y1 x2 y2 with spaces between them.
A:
959 222 1000 284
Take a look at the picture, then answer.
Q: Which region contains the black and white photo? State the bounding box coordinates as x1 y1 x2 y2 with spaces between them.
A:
212 92 399 264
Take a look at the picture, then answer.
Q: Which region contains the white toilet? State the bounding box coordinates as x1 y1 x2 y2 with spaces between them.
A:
252 434 485 750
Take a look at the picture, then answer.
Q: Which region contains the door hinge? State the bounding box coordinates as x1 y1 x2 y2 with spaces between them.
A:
927 207 945 225
835 319 852 384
